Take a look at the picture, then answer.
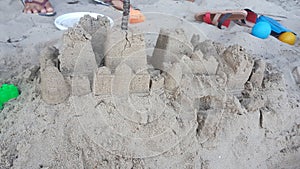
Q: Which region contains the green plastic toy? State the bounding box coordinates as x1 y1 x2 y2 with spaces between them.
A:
0 84 19 110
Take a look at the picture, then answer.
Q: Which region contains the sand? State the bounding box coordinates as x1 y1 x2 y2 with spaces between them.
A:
0 0 300 169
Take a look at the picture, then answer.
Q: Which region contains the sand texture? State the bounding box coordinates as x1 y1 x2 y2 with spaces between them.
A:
0 0 300 169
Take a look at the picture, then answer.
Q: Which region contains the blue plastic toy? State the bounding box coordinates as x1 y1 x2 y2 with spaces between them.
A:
257 16 293 35
251 21 271 39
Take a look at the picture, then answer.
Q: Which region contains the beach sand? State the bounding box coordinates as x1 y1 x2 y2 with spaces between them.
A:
0 0 300 168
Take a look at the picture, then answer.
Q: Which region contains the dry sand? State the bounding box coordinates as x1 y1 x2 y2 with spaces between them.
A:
1 0 300 169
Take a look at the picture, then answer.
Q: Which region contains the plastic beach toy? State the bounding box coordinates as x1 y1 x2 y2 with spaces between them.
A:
54 12 114 30
251 21 271 39
278 32 297 45
0 84 19 109
257 15 293 35
129 9 145 24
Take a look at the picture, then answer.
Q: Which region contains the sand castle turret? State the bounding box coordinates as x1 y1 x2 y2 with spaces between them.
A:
40 47 70 104
93 66 113 96
151 28 193 70
58 25 97 77
104 29 148 72
221 45 254 94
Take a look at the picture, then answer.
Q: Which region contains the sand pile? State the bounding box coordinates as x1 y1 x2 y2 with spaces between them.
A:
0 15 299 169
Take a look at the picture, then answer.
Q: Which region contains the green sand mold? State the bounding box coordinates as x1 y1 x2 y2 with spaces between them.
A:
0 84 19 110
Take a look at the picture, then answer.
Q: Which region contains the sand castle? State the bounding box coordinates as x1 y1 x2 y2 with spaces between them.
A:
39 15 261 105
37 16 273 151
36 15 277 158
